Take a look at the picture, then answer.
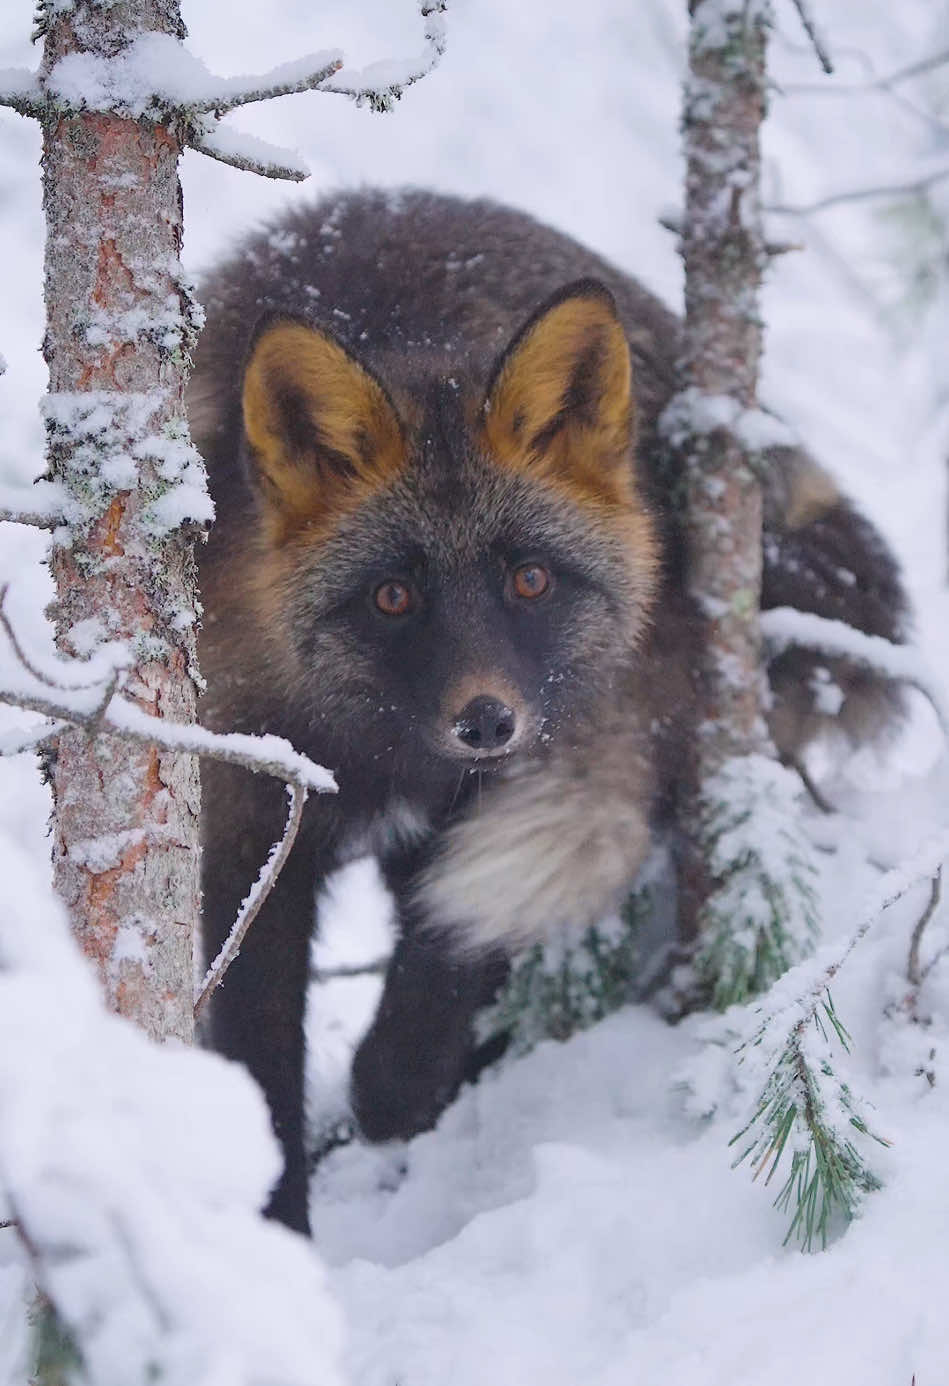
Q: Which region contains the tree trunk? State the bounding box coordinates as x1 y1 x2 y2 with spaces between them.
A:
40 0 203 1043
674 0 772 938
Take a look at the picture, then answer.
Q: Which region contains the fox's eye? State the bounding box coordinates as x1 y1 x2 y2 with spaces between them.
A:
374 579 414 616
511 563 551 600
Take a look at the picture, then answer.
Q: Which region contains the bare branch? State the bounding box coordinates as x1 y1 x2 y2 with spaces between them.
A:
767 165 949 216
788 0 833 75
907 868 941 989
194 782 308 1019
0 586 73 690
876 47 949 90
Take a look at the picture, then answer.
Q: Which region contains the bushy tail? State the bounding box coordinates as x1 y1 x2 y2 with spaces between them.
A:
760 447 909 760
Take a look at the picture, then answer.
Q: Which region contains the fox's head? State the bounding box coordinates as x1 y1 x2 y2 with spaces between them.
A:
238 281 658 796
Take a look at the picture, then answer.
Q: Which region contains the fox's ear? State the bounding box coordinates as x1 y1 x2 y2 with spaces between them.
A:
241 317 405 540
481 281 635 503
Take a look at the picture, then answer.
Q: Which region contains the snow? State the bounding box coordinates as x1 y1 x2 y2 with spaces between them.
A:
3 0 949 1383
0 832 345 1386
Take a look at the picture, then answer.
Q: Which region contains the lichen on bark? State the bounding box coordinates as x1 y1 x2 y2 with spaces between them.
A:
40 0 204 1043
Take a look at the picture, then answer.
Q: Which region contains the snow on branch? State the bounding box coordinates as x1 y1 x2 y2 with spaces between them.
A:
187 118 310 182
2 2 448 180
0 65 39 117
761 606 949 738
0 479 68 530
0 833 345 1386
0 585 336 1011
683 831 949 1248
323 0 447 112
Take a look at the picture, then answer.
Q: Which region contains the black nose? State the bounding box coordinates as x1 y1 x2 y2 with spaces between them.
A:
454 696 516 751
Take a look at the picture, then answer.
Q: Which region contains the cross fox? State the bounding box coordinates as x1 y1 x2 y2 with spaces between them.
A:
191 189 907 1233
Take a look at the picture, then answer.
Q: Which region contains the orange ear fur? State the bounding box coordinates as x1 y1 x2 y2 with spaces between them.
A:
481 283 636 506
242 319 405 541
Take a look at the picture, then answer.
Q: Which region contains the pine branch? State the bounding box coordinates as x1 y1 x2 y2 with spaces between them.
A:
731 991 887 1249
719 833 949 1247
695 755 820 1010
479 890 648 1057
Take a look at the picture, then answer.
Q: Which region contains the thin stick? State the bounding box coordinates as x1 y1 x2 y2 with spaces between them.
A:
187 132 308 182
194 782 307 1018
788 0 833 76
907 868 942 988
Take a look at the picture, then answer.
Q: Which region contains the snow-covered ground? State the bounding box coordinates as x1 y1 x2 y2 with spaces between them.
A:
2 0 949 1382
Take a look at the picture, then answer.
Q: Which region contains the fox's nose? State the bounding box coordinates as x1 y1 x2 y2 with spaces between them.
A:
454 696 516 752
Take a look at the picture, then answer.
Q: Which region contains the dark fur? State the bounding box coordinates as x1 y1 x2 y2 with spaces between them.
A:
192 189 907 1234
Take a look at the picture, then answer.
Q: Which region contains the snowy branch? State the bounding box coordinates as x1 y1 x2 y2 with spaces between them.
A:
760 606 949 738
194 783 307 1019
0 585 336 1010
691 833 949 1247
0 66 40 118
2 3 449 179
323 0 447 112
0 480 67 530
186 51 342 116
187 118 310 181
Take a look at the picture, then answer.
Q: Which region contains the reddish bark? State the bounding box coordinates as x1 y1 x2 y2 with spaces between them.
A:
41 2 201 1042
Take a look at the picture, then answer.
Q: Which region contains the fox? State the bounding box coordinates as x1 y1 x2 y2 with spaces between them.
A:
190 188 907 1234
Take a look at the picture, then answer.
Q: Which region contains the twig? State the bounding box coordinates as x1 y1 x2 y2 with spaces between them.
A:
788 0 833 76
767 165 949 217
194 782 308 1019
908 868 942 989
0 480 67 530
0 587 336 1008
186 127 308 182
0 505 62 529
0 585 82 690
323 0 447 112
782 753 836 815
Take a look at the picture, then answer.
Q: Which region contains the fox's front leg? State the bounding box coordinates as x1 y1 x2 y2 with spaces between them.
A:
350 842 509 1143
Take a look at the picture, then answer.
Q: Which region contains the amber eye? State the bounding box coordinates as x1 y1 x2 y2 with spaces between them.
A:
374 579 414 616
511 563 551 600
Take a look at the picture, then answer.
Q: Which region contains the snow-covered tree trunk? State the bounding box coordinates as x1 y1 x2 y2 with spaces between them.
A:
664 0 818 1003
40 0 205 1043
676 0 770 919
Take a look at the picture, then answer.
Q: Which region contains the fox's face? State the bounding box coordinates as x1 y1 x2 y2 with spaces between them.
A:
239 282 658 791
